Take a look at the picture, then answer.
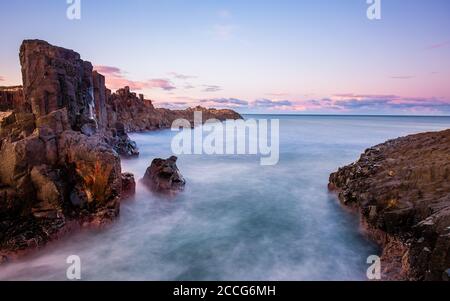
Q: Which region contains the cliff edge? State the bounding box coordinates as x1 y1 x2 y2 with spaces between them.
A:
329 130 450 281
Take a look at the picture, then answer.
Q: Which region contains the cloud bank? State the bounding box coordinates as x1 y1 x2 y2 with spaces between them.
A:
94 65 175 91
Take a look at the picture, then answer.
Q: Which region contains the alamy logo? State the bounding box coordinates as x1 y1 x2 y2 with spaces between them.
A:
66 0 81 20
366 255 381 280
171 112 280 166
66 255 81 280
367 0 381 20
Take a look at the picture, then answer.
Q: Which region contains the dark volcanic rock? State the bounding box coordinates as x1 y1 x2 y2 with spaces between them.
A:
20 40 97 131
109 122 139 157
0 86 29 113
0 109 123 254
92 71 108 129
121 172 136 199
105 86 243 132
143 156 186 192
329 130 450 281
0 111 35 141
0 41 125 256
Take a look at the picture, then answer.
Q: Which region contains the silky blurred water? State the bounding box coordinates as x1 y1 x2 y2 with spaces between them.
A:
1 115 450 281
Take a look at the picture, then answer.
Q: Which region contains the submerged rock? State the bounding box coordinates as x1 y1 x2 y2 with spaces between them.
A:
143 156 186 192
329 129 450 281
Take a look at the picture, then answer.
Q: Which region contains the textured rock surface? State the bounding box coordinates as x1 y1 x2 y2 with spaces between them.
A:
329 130 450 281
121 172 136 199
108 122 139 157
143 156 186 192
0 86 29 112
92 71 108 129
106 86 242 132
20 40 96 131
1 41 122 256
0 107 122 254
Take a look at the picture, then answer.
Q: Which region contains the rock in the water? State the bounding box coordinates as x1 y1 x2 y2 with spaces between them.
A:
121 172 136 199
109 122 139 157
143 156 186 192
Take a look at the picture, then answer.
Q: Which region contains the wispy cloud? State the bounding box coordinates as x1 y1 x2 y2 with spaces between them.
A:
201 98 249 107
253 99 294 108
307 94 450 114
168 72 197 80
218 9 231 19
94 66 123 76
203 85 222 92
390 75 415 80
212 24 236 40
333 93 398 100
153 93 450 115
426 40 450 50
266 92 290 97
0 76 5 81
94 65 176 91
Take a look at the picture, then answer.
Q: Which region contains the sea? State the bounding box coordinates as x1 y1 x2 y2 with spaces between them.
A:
1 115 450 280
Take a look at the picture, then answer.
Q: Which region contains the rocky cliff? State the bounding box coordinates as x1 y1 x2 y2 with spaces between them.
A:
329 130 450 281
0 39 242 259
1 41 123 259
105 86 242 132
0 86 29 113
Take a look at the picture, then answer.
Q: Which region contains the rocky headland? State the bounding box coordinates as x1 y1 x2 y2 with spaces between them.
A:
0 39 241 260
329 130 450 281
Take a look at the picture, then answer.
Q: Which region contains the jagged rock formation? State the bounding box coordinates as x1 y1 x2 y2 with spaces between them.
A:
108 122 139 157
92 71 108 130
105 86 242 132
143 156 186 192
20 40 97 132
1 41 123 256
121 172 136 200
329 130 450 281
0 39 241 258
0 86 29 112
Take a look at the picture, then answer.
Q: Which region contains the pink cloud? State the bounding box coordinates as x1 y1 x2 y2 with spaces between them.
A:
426 40 450 50
94 65 176 91
94 66 123 77
390 75 415 80
168 72 197 80
0 76 4 81
249 95 450 114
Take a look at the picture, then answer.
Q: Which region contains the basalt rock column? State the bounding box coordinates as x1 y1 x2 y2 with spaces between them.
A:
0 86 30 112
92 71 108 129
20 40 97 131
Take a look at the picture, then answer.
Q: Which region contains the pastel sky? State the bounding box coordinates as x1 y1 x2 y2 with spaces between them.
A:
1 0 449 114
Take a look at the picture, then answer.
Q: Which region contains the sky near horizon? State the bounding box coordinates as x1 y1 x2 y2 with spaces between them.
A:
0 0 449 114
